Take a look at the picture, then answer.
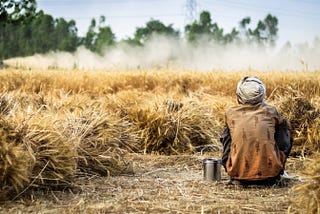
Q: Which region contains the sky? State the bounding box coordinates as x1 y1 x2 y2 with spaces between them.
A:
37 0 320 47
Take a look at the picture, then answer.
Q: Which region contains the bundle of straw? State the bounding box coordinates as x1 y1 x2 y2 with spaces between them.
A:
61 110 138 176
133 98 221 155
292 153 320 213
277 97 317 130
276 96 319 154
306 118 320 152
27 118 77 188
0 118 34 200
0 92 47 115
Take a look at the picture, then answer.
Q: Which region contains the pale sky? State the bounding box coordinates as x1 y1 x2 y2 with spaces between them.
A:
37 0 320 47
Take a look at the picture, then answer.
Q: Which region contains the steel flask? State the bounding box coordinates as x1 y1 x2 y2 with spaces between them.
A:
203 158 221 181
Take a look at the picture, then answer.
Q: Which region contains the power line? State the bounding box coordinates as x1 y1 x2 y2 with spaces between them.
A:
213 0 320 18
38 0 173 5
63 13 185 20
38 0 169 2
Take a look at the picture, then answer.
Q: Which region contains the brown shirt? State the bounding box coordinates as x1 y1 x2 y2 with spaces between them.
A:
225 102 286 180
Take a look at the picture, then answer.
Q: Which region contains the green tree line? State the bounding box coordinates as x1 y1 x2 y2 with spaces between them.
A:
0 0 278 60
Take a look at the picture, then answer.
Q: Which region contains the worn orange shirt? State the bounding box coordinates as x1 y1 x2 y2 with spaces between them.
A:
225 102 286 180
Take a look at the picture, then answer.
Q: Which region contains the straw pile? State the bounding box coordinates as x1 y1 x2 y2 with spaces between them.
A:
0 92 78 189
0 92 47 120
292 153 320 213
132 98 222 155
26 117 78 188
0 118 34 200
61 110 139 176
306 117 320 152
14 112 76 188
0 92 141 199
0 94 13 115
276 96 320 154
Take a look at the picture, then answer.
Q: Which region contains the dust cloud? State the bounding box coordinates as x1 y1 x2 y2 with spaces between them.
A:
5 35 320 71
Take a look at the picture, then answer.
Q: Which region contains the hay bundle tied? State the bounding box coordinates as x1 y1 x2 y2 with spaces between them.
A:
26 116 77 188
0 118 34 200
61 110 139 176
276 95 320 154
132 98 221 155
292 153 320 213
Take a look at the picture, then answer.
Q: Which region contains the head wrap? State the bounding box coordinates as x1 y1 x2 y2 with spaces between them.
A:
236 76 266 104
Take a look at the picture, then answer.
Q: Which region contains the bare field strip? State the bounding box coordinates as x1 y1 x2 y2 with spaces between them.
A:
0 153 305 213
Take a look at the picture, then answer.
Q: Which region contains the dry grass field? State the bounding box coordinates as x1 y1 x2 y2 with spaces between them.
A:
0 68 319 213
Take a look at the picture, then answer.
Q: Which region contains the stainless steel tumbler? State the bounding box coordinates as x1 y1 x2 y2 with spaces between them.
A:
203 158 221 181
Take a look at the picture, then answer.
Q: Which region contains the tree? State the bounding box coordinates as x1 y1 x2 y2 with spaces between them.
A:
94 15 115 54
29 11 55 53
0 0 37 59
0 8 81 59
55 18 78 52
94 26 115 54
240 14 278 46
263 14 278 46
17 15 32 55
251 20 266 44
82 16 115 54
0 0 36 23
185 11 215 42
83 18 97 51
129 19 180 45
223 28 239 44
185 11 237 44
239 17 252 42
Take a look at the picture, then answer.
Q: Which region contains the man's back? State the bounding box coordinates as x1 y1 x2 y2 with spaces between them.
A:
225 102 286 180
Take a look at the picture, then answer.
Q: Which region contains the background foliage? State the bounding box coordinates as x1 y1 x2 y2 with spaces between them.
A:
0 0 279 59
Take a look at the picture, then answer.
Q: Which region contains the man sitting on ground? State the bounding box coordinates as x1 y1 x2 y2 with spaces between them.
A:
220 76 293 186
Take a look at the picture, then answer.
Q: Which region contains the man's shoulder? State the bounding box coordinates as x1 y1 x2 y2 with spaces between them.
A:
226 102 279 115
225 105 242 114
261 102 279 112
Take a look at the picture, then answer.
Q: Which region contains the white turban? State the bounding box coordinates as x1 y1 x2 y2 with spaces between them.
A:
236 76 266 104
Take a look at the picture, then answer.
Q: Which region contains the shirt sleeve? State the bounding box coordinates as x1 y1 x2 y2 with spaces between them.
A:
220 126 231 171
274 107 293 157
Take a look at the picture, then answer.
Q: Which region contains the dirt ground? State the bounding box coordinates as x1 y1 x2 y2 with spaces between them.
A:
0 152 305 214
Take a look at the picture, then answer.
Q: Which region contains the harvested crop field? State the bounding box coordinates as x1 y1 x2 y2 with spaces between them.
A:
0 68 319 213
0 153 307 213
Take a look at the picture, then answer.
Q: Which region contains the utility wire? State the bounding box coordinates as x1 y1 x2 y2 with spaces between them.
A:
63 13 185 20
208 0 320 18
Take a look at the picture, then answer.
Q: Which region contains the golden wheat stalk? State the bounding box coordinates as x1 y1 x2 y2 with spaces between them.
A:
293 153 320 213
